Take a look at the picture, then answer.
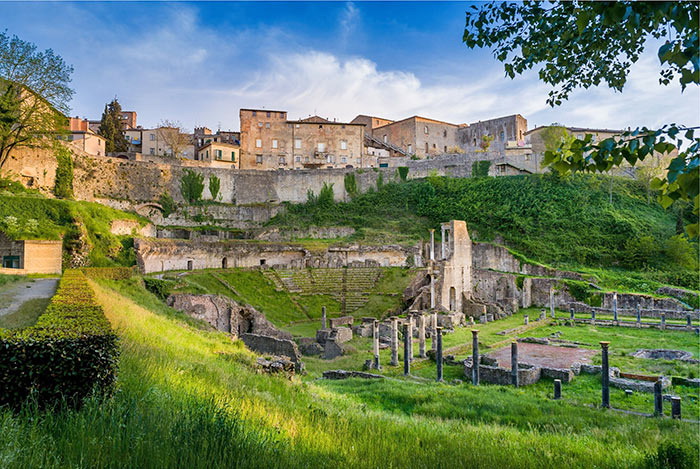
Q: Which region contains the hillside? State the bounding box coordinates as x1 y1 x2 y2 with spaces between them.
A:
269 173 699 292
1 277 694 468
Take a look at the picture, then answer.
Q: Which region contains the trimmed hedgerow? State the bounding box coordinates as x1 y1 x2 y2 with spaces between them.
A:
0 270 119 409
81 266 135 280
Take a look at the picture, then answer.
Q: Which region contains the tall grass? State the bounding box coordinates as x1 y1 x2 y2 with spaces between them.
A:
1 281 695 468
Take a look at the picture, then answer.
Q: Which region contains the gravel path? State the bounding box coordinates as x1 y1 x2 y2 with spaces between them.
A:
0 278 59 318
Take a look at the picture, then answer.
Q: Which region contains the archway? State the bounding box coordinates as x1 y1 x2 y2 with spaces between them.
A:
222 257 228 269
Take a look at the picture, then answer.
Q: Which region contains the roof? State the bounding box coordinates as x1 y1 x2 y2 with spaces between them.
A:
495 161 533 173
287 119 363 126
525 125 623 136
351 114 395 123
373 115 458 130
299 115 331 123
240 108 288 114
198 141 240 151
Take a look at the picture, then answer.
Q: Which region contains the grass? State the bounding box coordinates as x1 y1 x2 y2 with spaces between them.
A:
1 279 696 468
0 297 51 329
0 274 22 288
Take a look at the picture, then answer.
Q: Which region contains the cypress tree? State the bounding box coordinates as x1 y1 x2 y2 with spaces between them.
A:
98 98 129 153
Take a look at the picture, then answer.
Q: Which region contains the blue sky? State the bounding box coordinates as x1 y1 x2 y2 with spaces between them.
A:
2 1 698 132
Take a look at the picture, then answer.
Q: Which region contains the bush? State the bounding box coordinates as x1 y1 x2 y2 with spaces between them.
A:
143 277 172 300
0 270 119 409
623 235 659 268
344 173 358 198
645 440 697 469
54 144 74 199
82 267 135 280
471 160 491 178
158 192 176 218
180 169 204 205
397 166 409 182
209 174 221 201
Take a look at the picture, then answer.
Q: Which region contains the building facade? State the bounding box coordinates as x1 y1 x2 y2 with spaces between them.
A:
239 109 365 170
458 114 528 154
0 232 63 275
371 116 459 158
197 141 240 168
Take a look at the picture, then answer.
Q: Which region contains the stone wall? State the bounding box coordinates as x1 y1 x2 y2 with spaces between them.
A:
135 238 420 273
240 333 303 372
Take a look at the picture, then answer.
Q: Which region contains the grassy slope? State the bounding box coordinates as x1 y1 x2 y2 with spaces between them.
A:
2 280 695 468
269 174 698 293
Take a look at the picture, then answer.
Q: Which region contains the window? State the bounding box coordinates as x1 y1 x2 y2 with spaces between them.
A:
341 156 347 163
295 156 301 162
265 122 270 128
326 155 333 163
150 134 155 141
383 135 387 143
577 134 583 140
443 130 447 137
256 154 263 164
205 150 209 159
317 142 326 152
252 111 257 116
304 156 310 162
2 256 20 269
473 138 476 146
444 146 447 152
294 138 301 149
425 142 429 152
433 143 437 148
255 139 262 148
272 139 278 149
231 151 236 161
424 126 429 134
318 125 323 129
150 148 155 155
500 131 505 141
258 122 263 127
408 144 412 154
215 149 222 160
266 111 271 117
340 140 347 150
279 156 285 164
341 124 345 129
296 124 300 128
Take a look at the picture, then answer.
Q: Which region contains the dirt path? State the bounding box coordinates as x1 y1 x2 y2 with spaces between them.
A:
0 278 59 318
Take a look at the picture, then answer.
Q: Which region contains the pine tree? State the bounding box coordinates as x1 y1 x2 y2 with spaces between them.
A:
98 98 129 153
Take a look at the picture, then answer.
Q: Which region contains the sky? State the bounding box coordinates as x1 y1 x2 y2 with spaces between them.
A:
1 1 698 132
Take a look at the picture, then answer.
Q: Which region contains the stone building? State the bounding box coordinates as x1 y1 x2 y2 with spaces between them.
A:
193 127 240 158
458 114 528 154
0 232 62 274
239 109 365 170
525 125 622 156
128 127 196 159
371 116 459 158
67 117 107 156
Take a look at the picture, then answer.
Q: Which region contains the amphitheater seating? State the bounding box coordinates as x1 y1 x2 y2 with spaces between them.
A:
268 268 383 314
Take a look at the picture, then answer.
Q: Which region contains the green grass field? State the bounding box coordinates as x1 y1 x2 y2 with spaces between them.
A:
1 279 695 468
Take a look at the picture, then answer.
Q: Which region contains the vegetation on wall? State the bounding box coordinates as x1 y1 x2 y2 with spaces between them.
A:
343 173 358 198
471 160 491 178
53 143 73 199
397 166 409 182
209 174 221 201
157 192 176 218
180 169 204 205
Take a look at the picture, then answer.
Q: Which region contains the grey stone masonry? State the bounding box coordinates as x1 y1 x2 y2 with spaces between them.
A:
671 396 681 419
511 341 519 387
654 380 663 415
241 333 304 372
601 341 610 408
390 317 399 366
323 370 385 380
431 312 438 352
372 320 381 370
329 315 354 328
418 314 426 358
472 329 480 386
322 306 327 329
403 323 411 376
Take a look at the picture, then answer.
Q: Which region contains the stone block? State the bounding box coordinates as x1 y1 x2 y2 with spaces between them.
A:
323 339 344 359
331 326 353 344
322 370 385 380
241 333 304 372
329 315 354 328
541 367 574 383
316 328 333 344
486 313 494 322
610 376 671 393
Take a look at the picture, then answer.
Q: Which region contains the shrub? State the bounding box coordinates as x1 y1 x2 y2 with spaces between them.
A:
180 169 204 205
82 267 135 280
471 161 491 178
623 235 659 268
209 174 221 201
665 235 698 270
645 440 697 469
317 182 334 208
54 144 74 199
376 172 384 189
344 173 358 198
397 166 409 182
0 270 119 409
158 192 176 218
144 277 172 300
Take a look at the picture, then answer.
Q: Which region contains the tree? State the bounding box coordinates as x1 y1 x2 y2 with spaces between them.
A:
180 169 204 205
0 31 74 170
464 2 699 237
539 126 573 152
476 134 494 153
157 120 191 158
208 174 221 201
98 98 128 153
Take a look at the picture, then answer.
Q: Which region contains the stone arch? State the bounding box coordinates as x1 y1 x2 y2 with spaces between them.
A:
222 257 228 269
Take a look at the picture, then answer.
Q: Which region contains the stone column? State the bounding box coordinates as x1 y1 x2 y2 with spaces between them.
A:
660 313 666 330
549 286 555 318
671 396 681 419
472 329 480 386
436 327 443 382
403 323 411 376
591 309 596 325
441 226 446 260
511 341 519 387
431 312 438 352
429 229 435 261
408 315 414 361
390 317 399 366
613 292 618 322
418 314 426 358
430 274 435 309
570 306 575 320
636 304 641 325
372 320 380 370
524 315 529 325
654 380 663 416
322 306 327 329
600 341 610 408
687 314 692 328
554 379 562 400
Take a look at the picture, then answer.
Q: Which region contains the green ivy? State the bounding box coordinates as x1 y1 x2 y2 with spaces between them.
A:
344 173 358 198
54 144 74 199
180 169 204 205
471 160 491 178
398 167 409 182
158 192 176 218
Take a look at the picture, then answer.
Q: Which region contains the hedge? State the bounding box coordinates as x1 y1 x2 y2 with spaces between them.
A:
81 266 135 280
0 270 119 409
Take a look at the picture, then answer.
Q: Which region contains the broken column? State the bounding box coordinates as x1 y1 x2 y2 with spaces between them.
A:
524 315 529 325
430 274 435 309
554 379 562 400
429 229 435 261
431 312 438 352
472 329 480 386
403 323 411 376
591 309 596 325
418 313 426 358
654 380 663 416
613 292 618 322
549 286 555 318
322 306 327 329
511 341 519 387
671 396 681 419
636 304 641 326
687 314 692 328
570 306 575 320
436 326 443 382
390 317 399 366
660 313 666 330
372 320 381 370
600 341 610 409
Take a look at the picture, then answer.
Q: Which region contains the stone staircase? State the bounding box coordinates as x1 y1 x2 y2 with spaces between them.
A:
365 134 409 156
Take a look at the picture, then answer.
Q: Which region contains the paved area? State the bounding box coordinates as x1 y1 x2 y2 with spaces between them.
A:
488 342 597 370
0 278 59 318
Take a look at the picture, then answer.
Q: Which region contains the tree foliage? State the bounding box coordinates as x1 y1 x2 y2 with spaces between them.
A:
157 192 176 218
0 31 74 169
98 98 129 153
157 120 191 158
463 1 700 238
539 126 573 152
344 173 358 198
208 174 221 201
180 169 204 205
53 142 73 199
